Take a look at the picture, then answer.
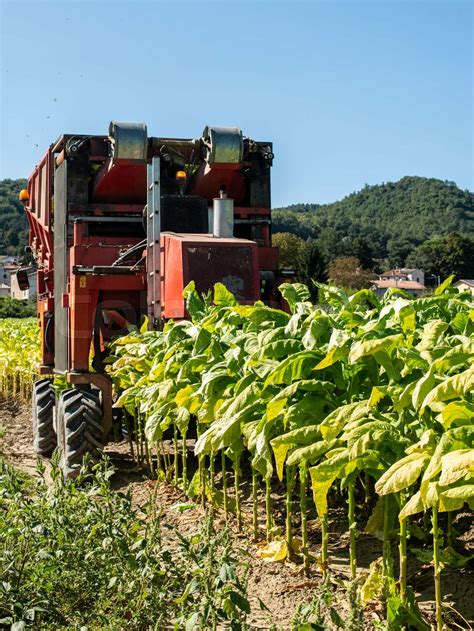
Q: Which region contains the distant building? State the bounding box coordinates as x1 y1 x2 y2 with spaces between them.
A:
379 268 425 285
0 255 20 266
0 264 20 287
372 279 426 297
0 283 10 297
0 255 21 287
454 279 474 295
10 268 37 300
372 267 426 297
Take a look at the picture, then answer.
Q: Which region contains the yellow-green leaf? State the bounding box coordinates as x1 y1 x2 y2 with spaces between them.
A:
319 400 370 440
421 366 474 413
375 452 430 496
349 334 403 364
439 449 474 487
399 491 424 520
272 443 290 481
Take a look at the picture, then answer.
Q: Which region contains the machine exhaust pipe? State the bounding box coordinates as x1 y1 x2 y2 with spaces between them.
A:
213 185 234 238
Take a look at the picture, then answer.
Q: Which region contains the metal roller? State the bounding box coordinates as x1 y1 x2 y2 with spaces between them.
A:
202 126 243 164
108 121 148 161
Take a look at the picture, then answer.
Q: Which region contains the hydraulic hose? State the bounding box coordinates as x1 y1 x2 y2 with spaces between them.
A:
111 239 146 267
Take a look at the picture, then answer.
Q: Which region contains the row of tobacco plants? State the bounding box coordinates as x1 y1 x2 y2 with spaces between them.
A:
109 279 473 629
0 317 40 402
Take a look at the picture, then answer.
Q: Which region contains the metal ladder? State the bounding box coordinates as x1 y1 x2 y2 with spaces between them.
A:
146 157 161 326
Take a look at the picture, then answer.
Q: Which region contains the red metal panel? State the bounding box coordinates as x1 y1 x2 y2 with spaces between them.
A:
161 234 260 319
26 147 54 274
189 162 247 205
92 160 147 204
258 246 279 271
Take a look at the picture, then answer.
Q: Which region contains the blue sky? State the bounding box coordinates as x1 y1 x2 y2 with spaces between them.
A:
1 0 472 206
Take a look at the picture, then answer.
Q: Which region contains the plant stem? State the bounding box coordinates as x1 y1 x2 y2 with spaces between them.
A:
252 466 258 540
209 451 215 510
200 455 207 507
164 447 171 479
154 442 162 477
222 451 228 521
173 425 179 486
265 477 272 540
382 494 393 579
399 514 407 604
432 505 443 631
321 513 328 579
300 462 310 574
181 430 187 493
364 471 371 504
145 439 155 477
286 465 295 554
234 455 242 530
348 481 357 580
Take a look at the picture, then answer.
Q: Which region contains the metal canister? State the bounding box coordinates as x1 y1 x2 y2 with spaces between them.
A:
213 192 234 238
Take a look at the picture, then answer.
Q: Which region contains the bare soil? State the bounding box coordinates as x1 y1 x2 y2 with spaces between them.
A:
1 395 473 630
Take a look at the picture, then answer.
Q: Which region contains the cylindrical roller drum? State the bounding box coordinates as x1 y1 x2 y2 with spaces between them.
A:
108 121 148 162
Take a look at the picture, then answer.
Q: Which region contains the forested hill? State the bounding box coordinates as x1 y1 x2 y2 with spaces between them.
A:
273 176 474 260
1 175 473 262
0 179 28 256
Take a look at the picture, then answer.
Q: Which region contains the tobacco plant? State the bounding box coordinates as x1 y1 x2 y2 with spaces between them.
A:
99 279 474 627
0 318 40 401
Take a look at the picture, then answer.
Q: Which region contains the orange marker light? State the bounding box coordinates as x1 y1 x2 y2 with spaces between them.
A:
19 189 29 202
176 170 186 180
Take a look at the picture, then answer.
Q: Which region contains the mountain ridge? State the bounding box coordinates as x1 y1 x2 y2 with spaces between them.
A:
273 175 473 260
0 176 472 261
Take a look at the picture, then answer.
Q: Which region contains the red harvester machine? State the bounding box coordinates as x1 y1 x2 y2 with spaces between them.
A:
19 121 288 477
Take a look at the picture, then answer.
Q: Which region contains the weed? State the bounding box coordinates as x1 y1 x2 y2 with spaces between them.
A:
0 456 250 629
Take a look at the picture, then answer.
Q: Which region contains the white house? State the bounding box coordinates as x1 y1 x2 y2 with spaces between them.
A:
371 278 426 297
0 261 20 287
454 279 474 295
10 269 37 300
372 267 426 297
0 283 10 297
379 268 425 285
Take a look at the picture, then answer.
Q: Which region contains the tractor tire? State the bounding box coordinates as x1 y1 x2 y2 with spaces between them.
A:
32 378 56 457
57 388 103 479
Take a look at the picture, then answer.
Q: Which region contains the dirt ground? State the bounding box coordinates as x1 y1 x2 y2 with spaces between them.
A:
1 395 473 630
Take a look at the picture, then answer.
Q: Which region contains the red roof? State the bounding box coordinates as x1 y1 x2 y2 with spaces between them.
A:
372 279 425 290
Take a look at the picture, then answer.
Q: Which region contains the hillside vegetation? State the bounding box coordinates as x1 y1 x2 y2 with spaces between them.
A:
273 176 474 263
0 179 28 256
1 175 473 278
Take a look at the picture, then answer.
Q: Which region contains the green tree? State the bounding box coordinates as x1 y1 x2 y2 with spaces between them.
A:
406 232 474 279
315 228 343 261
327 256 375 290
273 233 327 290
273 232 307 269
0 179 28 256
300 239 327 285
342 236 375 269
386 238 417 268
0 297 36 318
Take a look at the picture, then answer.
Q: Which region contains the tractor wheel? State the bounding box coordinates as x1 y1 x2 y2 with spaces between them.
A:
57 388 103 478
32 378 56 457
